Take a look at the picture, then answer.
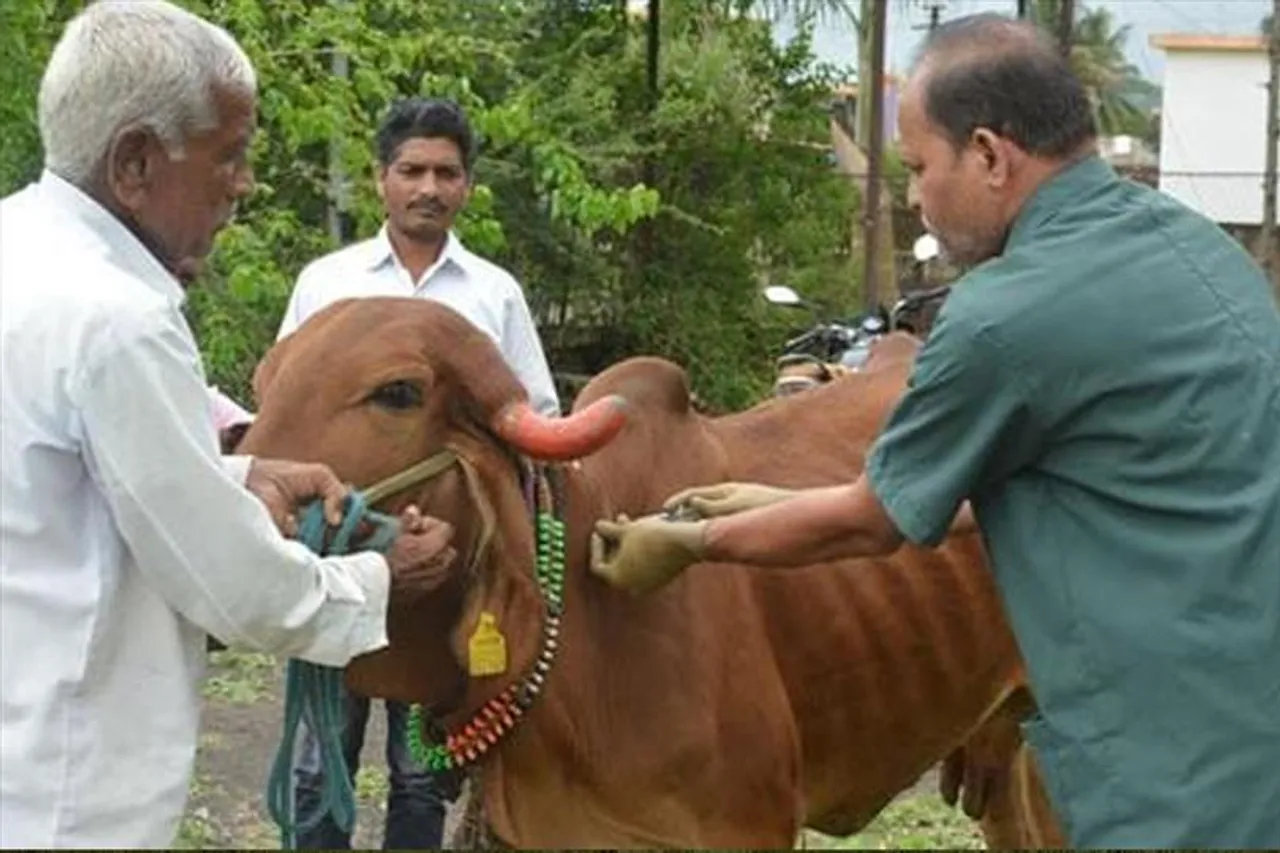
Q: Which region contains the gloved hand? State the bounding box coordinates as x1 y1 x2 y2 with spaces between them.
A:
590 513 708 595
662 481 797 519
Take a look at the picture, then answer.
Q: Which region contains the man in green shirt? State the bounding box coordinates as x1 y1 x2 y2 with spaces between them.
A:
591 13 1280 848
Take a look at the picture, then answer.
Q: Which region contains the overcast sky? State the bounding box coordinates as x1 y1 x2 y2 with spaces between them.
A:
772 0 1270 83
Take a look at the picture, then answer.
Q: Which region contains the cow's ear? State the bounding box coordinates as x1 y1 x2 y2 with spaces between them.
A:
251 339 289 410
447 516 546 712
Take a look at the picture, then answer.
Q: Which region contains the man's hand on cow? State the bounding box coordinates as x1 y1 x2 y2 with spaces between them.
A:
244 457 350 537
384 506 456 602
590 513 707 594
663 482 798 519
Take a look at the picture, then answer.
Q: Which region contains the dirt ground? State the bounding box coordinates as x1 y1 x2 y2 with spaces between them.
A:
183 652 460 850
182 651 976 850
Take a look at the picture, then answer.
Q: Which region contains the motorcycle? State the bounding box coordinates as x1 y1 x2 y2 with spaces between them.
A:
767 234 949 397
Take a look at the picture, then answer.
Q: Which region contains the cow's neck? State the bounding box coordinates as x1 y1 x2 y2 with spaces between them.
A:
457 462 740 848
423 448 779 847
412 454 567 760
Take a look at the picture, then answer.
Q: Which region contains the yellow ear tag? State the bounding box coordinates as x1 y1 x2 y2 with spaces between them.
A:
467 611 508 677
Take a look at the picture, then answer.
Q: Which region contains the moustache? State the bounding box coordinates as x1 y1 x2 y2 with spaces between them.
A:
409 200 447 216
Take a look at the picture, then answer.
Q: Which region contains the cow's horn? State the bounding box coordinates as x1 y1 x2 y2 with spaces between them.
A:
492 395 628 461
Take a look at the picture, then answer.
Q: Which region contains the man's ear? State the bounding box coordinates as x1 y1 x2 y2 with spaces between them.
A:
971 128 1013 189
374 167 387 203
106 127 162 212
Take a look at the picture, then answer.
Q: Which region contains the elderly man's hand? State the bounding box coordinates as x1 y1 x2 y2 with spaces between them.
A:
385 506 456 602
590 514 707 594
245 458 350 537
663 482 797 519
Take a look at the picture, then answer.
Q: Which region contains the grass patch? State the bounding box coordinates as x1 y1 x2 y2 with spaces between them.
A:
175 773 222 850
804 794 984 850
354 766 390 806
202 650 277 704
174 805 219 850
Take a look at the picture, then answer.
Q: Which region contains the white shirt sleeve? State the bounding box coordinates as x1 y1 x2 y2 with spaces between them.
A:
502 286 562 417
71 306 390 668
221 454 254 485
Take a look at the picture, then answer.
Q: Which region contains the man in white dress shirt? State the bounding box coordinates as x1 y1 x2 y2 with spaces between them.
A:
278 97 561 418
0 3 457 847
282 97 560 850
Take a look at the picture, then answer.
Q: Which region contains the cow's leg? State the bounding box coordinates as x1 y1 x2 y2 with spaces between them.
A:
981 740 1066 848
938 686 1066 849
445 773 511 850
964 737 1065 848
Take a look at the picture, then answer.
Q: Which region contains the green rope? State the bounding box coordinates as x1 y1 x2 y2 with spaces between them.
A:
264 491 400 849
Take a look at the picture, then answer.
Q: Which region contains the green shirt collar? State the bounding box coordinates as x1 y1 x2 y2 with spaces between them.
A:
1006 154 1117 250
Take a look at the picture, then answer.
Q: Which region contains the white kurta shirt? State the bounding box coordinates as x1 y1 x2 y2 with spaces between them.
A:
0 173 393 848
277 226 561 416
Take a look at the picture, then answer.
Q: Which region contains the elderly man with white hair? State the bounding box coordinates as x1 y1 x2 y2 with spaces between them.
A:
0 2 459 847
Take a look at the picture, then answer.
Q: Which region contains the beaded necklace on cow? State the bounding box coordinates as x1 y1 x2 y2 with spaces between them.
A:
405 462 565 772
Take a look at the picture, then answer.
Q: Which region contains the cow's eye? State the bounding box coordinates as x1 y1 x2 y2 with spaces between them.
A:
368 380 424 410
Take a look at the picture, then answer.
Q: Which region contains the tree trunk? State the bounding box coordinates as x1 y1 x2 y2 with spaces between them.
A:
851 0 896 309
1057 0 1074 57
1262 0 1279 290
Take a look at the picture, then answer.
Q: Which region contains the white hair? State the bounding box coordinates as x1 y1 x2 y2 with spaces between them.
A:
38 0 257 185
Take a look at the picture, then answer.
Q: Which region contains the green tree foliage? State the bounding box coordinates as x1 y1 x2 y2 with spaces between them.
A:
2 0 859 411
1030 0 1160 142
568 3 859 406
0 1 81 192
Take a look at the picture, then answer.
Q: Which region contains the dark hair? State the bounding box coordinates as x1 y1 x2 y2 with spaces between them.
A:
375 97 476 171
914 13 1096 159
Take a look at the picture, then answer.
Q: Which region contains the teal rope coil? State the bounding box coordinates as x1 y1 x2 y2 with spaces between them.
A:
264 491 400 849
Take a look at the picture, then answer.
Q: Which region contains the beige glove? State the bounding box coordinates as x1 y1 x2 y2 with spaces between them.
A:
590 513 707 595
662 482 798 519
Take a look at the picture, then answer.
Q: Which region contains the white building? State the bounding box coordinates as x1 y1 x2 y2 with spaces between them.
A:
1150 33 1275 227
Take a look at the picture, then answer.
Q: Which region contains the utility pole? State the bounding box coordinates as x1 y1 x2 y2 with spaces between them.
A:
911 3 944 36
327 4 350 246
1262 0 1279 287
862 0 888 311
646 0 660 114
1057 0 1075 58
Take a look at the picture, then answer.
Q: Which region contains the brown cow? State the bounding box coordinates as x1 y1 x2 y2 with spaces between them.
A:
239 297 1062 848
